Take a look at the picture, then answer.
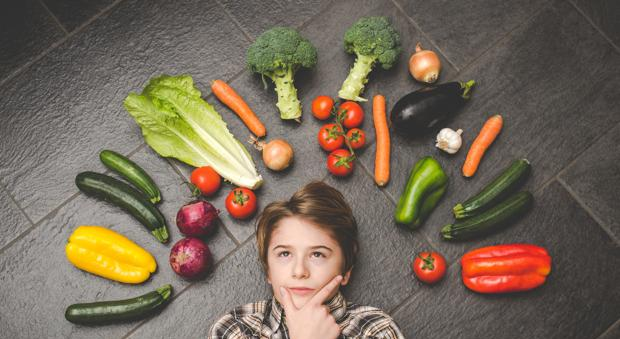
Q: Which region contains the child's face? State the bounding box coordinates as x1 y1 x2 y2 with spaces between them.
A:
267 216 352 309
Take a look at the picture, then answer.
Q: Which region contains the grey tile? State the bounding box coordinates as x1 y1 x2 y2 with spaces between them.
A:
395 0 547 69
392 181 620 339
359 0 620 261
572 0 620 47
127 240 271 338
217 0 335 39
560 122 620 244
0 0 250 223
0 0 65 82
0 146 236 339
0 187 32 250
42 0 117 32
324 168 438 312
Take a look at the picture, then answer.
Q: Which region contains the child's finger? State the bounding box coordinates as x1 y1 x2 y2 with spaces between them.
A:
279 286 297 313
308 275 343 307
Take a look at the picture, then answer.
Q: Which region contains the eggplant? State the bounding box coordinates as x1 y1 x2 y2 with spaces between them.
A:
391 80 475 136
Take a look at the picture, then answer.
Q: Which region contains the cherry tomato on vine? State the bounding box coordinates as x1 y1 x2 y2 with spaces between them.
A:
346 128 366 149
327 149 355 177
318 123 345 151
337 101 364 129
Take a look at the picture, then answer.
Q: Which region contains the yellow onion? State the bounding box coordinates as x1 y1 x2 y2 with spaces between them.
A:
409 43 441 84
251 137 294 171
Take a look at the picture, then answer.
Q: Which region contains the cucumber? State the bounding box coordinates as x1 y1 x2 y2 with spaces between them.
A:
75 171 169 243
441 191 533 241
100 149 161 204
453 159 530 219
65 284 172 325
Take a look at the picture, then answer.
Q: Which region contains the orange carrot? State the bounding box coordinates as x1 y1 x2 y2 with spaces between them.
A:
462 114 503 177
211 79 266 138
373 95 390 186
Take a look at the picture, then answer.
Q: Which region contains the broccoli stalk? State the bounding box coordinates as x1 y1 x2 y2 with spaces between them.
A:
247 27 317 122
338 17 402 102
271 66 301 120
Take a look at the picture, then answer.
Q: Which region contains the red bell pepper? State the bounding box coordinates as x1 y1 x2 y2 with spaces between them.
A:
461 244 552 294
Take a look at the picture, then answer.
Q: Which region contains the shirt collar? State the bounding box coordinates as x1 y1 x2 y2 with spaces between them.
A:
267 291 348 331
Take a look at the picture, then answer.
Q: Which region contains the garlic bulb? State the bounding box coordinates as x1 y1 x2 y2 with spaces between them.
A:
436 128 463 154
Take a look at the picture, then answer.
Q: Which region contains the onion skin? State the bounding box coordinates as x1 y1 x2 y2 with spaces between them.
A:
262 139 294 171
409 43 441 84
176 200 219 237
169 237 212 279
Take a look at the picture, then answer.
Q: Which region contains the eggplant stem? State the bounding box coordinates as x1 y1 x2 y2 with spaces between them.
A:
460 80 476 99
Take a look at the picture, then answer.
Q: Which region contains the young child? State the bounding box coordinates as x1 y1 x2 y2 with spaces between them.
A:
208 181 405 339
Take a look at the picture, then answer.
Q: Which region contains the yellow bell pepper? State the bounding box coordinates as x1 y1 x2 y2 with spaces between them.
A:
66 225 157 284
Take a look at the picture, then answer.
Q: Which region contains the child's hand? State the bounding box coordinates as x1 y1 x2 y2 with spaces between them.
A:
279 275 343 339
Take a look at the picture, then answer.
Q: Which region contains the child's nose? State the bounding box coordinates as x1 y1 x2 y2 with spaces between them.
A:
292 258 309 278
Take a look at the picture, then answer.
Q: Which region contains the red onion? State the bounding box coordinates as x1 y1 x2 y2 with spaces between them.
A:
176 200 219 236
169 237 212 279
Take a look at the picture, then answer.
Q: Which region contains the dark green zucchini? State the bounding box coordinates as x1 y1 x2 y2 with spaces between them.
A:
100 149 161 204
75 171 169 243
441 191 533 241
453 159 530 219
65 284 172 325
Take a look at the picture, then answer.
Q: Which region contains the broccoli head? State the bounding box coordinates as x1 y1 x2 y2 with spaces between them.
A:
247 27 317 121
338 17 402 102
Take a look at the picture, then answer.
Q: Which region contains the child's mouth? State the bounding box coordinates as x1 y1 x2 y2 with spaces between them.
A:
288 287 315 295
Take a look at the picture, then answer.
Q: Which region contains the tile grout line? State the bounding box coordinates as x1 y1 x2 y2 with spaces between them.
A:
0 181 36 227
389 0 460 72
448 0 551 80
568 0 620 55
37 0 70 35
121 234 257 339
596 317 620 339
557 177 620 246
0 0 126 88
214 0 255 44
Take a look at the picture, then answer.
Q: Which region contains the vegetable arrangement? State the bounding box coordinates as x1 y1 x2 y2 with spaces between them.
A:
65 15 557 329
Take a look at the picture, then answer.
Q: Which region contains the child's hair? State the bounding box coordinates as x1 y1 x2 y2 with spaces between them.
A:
255 181 359 274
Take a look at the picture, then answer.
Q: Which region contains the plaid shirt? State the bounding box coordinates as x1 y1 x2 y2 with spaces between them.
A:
208 292 406 339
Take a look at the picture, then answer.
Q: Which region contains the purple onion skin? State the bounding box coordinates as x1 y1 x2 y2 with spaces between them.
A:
176 200 219 236
169 237 213 279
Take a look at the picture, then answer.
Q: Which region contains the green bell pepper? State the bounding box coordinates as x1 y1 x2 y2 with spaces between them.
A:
395 156 448 228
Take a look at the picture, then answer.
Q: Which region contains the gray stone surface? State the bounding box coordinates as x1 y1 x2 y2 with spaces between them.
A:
571 0 620 47
0 0 65 82
1 0 619 337
0 0 251 224
559 122 620 244
42 0 118 32
0 187 32 250
391 181 620 339
0 146 236 339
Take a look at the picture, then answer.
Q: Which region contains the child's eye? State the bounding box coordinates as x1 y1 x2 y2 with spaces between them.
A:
278 251 290 257
312 252 325 258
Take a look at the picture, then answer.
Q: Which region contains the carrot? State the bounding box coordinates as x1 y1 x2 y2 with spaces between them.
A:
373 95 390 186
462 114 503 177
211 79 266 138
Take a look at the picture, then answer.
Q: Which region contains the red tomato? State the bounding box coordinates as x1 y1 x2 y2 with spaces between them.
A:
337 101 364 129
346 128 366 149
412 252 447 284
312 96 334 120
225 188 257 219
318 123 345 151
190 166 221 196
327 149 355 177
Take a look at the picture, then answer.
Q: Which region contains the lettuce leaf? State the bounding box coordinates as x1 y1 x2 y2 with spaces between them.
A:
124 75 263 189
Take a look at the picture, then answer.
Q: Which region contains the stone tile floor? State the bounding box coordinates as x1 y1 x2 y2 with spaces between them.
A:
1 0 619 338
